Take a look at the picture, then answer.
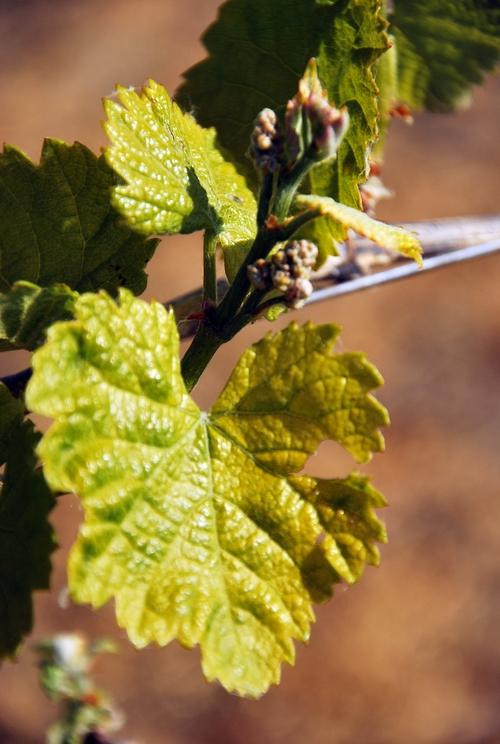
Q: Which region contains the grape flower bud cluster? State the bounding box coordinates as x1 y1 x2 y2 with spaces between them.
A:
249 108 283 172
247 239 318 309
285 60 348 165
249 59 349 173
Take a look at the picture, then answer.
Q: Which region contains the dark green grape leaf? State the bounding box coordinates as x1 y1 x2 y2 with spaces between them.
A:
0 383 24 463
0 420 56 658
0 281 76 352
305 1 389 237
0 139 159 295
388 0 500 111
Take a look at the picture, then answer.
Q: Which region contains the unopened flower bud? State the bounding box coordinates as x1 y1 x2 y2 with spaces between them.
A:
270 239 318 297
247 258 272 290
285 59 349 166
307 94 349 161
285 239 318 275
248 240 317 307
284 277 313 309
272 267 292 292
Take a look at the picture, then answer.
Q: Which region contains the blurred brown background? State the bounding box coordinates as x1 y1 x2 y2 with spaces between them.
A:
1 1 500 742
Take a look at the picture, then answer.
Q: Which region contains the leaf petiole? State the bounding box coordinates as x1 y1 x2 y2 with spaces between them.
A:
203 231 219 305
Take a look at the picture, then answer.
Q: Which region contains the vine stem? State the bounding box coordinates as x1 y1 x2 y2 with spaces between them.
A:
203 231 218 304
216 208 321 323
180 324 223 393
310 236 500 303
272 156 316 220
172 213 500 339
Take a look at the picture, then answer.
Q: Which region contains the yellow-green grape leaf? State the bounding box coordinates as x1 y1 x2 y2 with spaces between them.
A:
0 420 56 658
288 473 387 602
388 0 500 112
295 194 423 265
27 290 388 697
0 140 158 296
104 80 257 275
0 281 77 352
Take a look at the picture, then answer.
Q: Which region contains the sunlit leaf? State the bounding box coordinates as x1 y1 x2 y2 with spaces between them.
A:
295 194 422 265
27 290 387 697
104 80 257 275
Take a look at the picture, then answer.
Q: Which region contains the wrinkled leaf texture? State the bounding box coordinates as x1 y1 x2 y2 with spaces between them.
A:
388 0 500 112
104 80 257 274
27 290 388 697
0 140 158 350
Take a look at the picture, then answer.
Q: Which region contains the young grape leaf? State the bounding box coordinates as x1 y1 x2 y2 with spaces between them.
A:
27 290 388 697
177 0 389 249
0 281 76 352
104 80 257 268
388 0 500 112
304 0 389 235
295 194 423 265
0 419 56 659
0 140 158 295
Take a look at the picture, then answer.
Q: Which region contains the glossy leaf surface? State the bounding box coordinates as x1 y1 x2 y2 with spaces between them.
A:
27 290 388 696
104 80 257 272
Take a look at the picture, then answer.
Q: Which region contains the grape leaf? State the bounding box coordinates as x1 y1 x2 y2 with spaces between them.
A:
0 281 76 352
27 290 388 697
372 34 399 162
388 0 500 112
104 80 257 264
177 0 389 248
304 1 389 232
295 194 422 265
0 419 56 658
0 139 158 295
0 383 24 461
